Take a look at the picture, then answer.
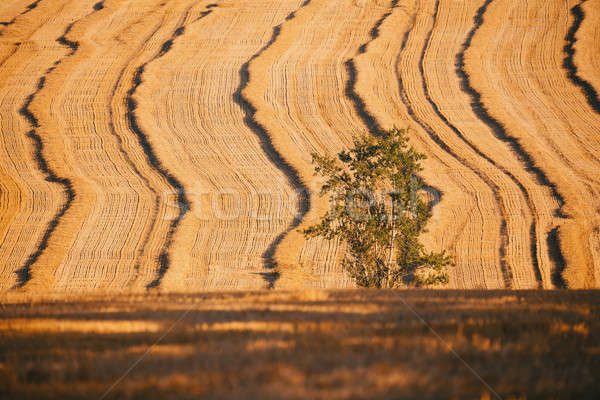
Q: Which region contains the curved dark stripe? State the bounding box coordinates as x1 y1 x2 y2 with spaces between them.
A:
394 1 513 287
133 5 208 289
564 0 600 116
343 2 402 137
0 1 43 35
25 1 41 11
357 0 398 54
344 59 382 135
547 226 567 288
14 3 104 288
56 22 79 53
233 0 312 288
345 0 410 136
456 0 570 286
16 93 75 287
560 0 598 288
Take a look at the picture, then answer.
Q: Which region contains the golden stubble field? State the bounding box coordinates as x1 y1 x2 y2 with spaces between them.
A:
1 0 600 294
2 2 600 399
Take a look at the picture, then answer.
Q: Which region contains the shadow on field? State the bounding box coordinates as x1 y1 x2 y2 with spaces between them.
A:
1 290 599 399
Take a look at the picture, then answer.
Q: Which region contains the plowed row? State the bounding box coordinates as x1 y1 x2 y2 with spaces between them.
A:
1 0 599 294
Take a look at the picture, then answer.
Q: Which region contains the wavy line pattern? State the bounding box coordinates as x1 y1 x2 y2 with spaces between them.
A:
0 0 77 292
563 0 600 116
145 0 307 290
456 1 566 218
391 0 514 287
233 1 312 287
38 0 200 291
14 2 105 287
461 0 600 288
342 1 395 136
106 20 165 284
0 0 599 293
354 0 570 288
238 0 401 288
124 6 200 289
455 0 572 287
16 80 75 287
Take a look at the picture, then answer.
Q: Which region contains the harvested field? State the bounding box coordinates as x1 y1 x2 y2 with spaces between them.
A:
1 0 600 293
2 2 600 398
1 290 599 399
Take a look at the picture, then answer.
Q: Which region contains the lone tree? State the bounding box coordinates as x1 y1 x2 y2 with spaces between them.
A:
304 128 452 287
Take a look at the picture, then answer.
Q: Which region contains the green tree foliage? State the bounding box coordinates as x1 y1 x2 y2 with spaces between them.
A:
304 128 453 287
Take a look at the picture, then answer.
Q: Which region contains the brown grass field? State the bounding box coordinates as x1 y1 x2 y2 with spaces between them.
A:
1 290 599 399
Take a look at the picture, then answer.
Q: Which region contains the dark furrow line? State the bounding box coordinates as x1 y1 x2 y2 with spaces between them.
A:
0 1 42 35
547 226 567 288
0 19 15 29
105 2 199 287
344 1 402 137
233 0 312 288
420 0 545 287
16 87 75 287
456 0 570 287
564 0 600 116
14 3 104 288
343 2 401 137
558 1 598 289
130 4 208 289
357 0 398 54
394 2 512 288
108 18 166 285
26 1 41 11
56 22 79 53
344 59 382 136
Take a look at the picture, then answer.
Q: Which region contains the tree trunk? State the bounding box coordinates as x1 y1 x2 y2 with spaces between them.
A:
387 188 396 288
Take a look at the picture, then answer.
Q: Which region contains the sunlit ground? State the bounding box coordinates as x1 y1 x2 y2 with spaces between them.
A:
1 290 598 399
